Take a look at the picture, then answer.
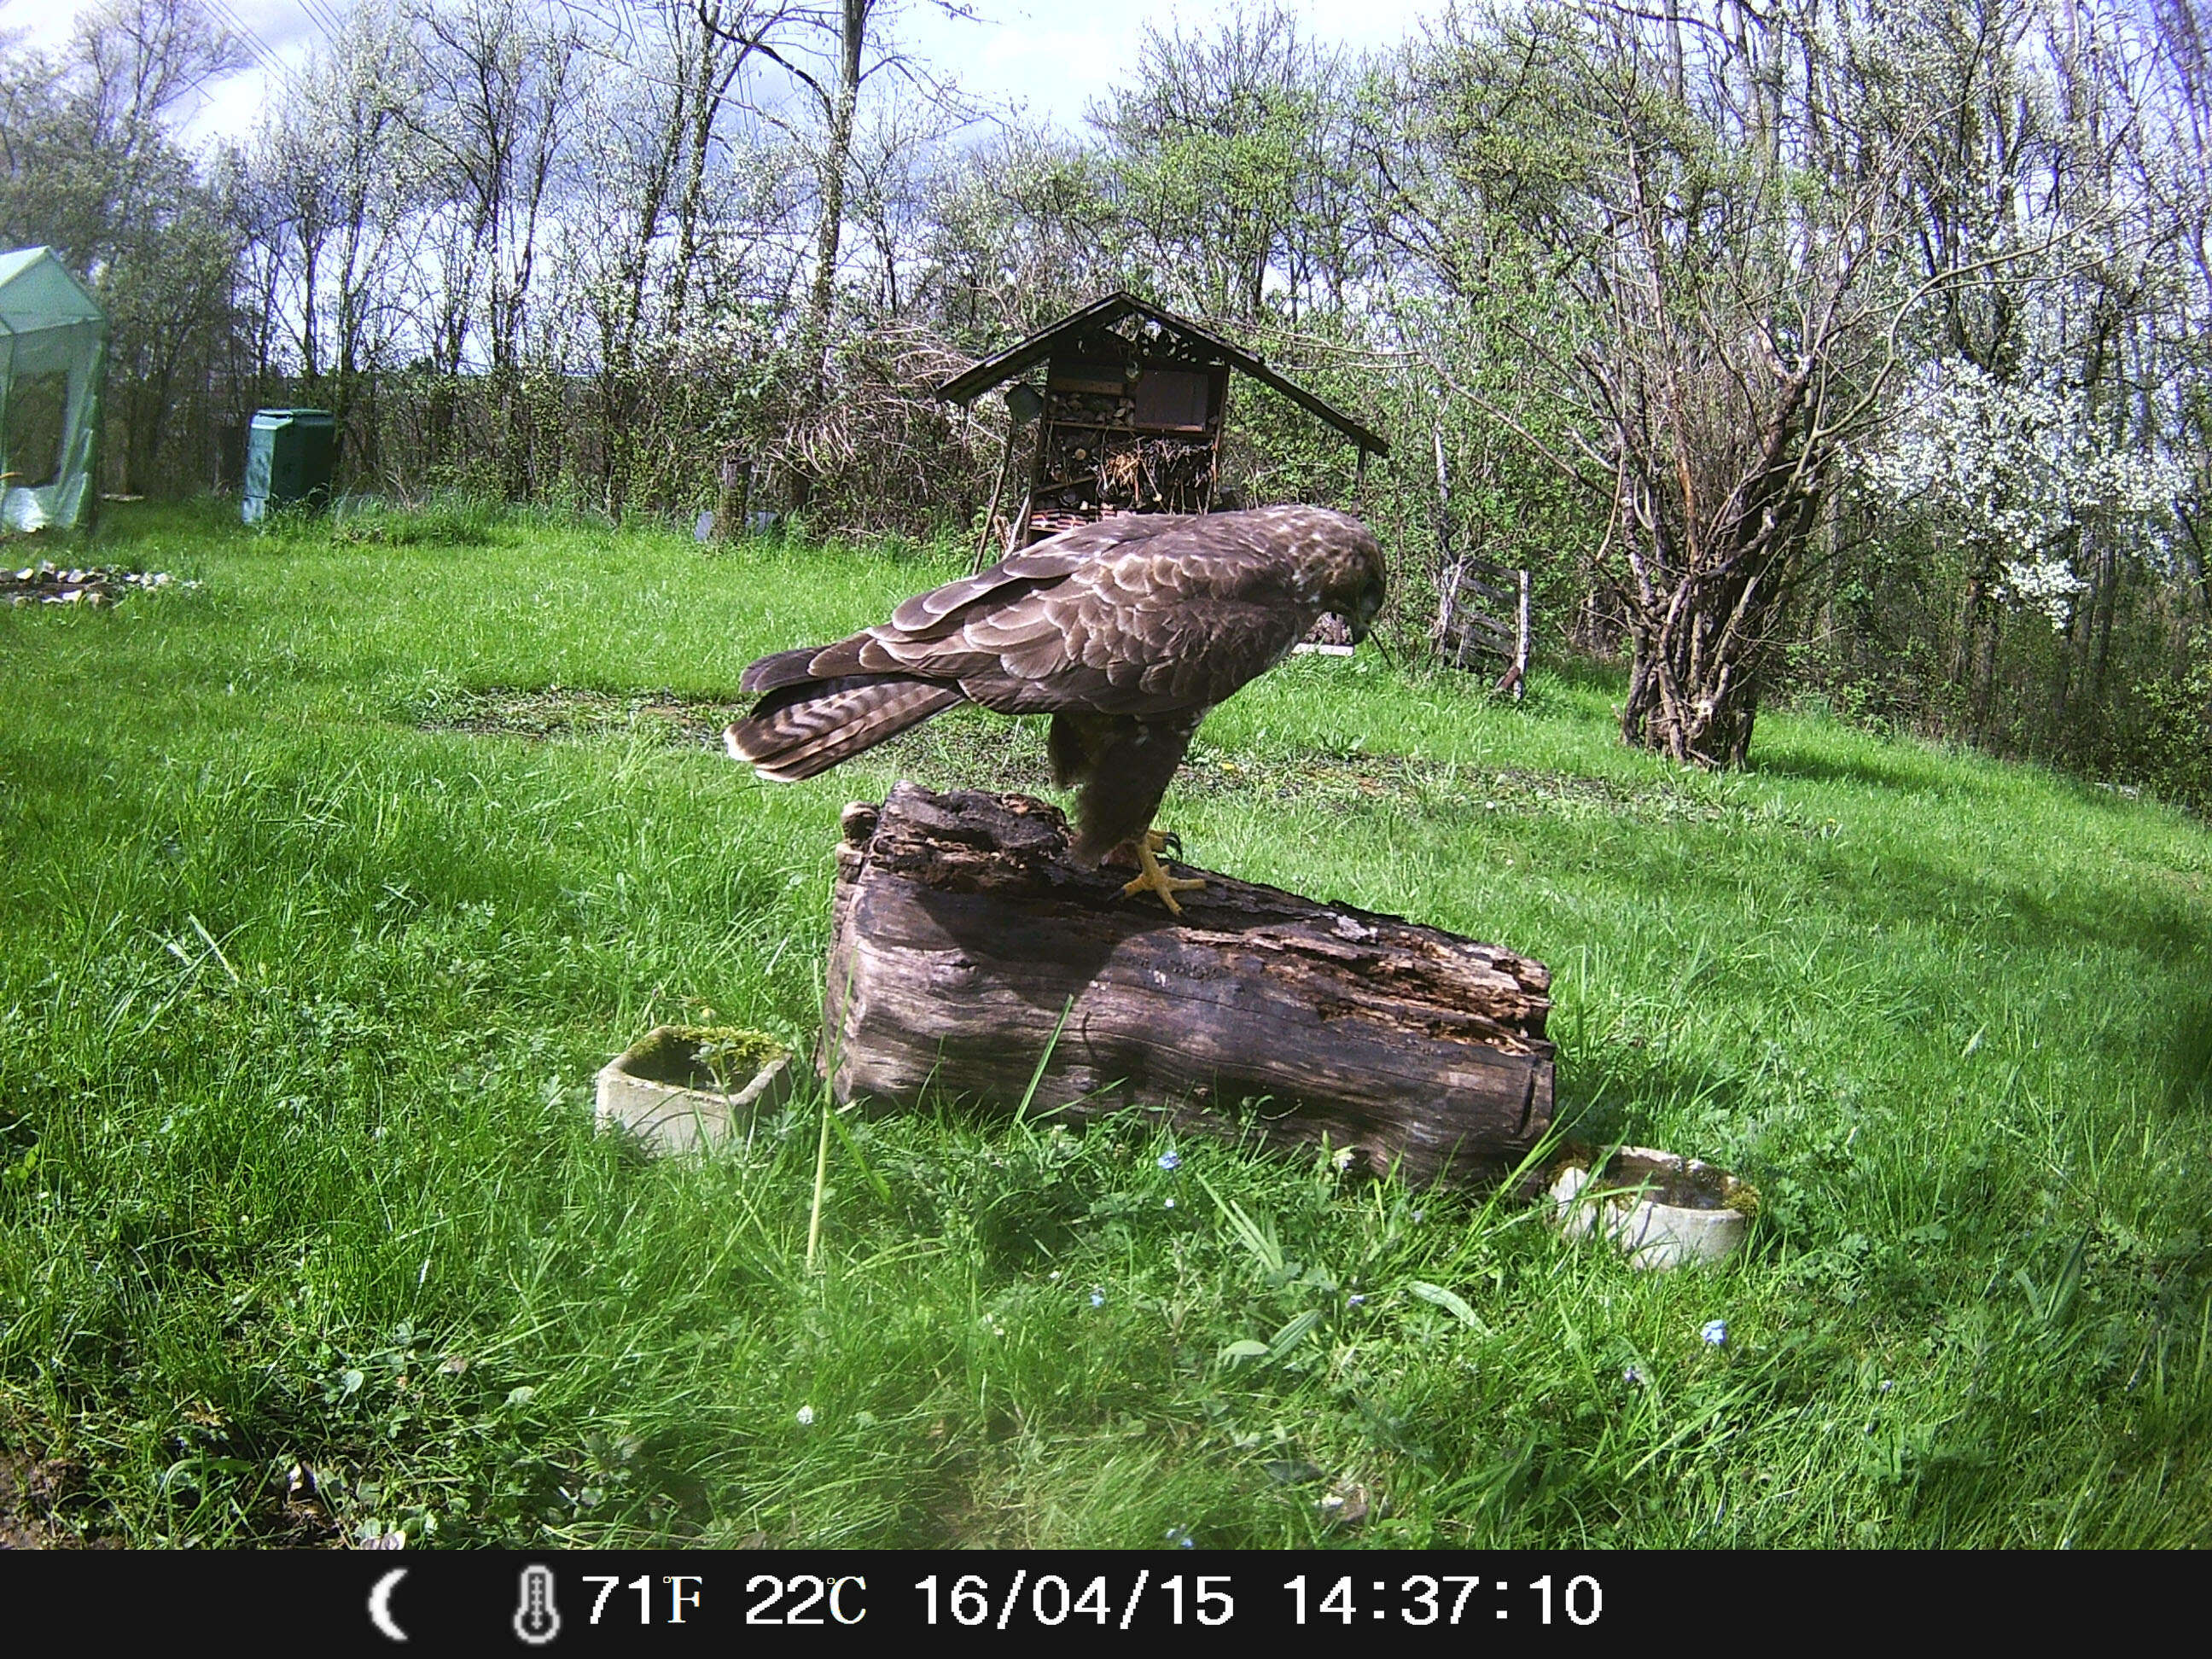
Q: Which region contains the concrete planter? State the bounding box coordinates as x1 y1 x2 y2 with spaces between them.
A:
1547 1145 1757 1271
595 1025 795 1156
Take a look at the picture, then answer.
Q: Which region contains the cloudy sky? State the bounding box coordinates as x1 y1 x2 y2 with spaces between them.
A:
2 0 1433 149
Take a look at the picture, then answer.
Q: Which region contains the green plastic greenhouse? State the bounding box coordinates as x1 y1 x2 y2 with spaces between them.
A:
0 246 106 536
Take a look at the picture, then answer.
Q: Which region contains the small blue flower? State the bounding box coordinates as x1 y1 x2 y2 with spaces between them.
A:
1089 1289 1106 1307
1622 1364 1646 1386
1164 1525 1194 1549
1701 1318 1728 1347
1164 1197 1175 1208
1157 1150 1182 1171
1347 1293 1366 1307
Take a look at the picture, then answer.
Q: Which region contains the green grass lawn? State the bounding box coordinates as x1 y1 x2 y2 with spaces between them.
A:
3 498 2209 1547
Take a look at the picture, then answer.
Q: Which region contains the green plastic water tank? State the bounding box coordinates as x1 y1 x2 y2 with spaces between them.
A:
242 407 337 522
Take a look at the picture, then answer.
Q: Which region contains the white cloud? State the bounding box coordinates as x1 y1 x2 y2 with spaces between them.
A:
0 0 317 149
900 0 1426 129
8 0 1435 146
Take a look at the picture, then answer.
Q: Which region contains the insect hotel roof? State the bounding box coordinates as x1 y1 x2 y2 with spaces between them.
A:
937 291 1387 544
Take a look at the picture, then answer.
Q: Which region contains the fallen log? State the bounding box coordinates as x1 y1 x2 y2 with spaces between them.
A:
821 783 1556 1187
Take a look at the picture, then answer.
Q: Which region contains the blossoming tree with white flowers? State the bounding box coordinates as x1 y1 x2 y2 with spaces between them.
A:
1853 358 2186 730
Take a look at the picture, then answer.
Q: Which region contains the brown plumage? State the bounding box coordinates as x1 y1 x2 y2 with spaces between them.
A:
725 505 1386 910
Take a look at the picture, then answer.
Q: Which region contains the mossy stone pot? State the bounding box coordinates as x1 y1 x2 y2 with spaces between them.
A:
595 1024 795 1155
1547 1146 1757 1271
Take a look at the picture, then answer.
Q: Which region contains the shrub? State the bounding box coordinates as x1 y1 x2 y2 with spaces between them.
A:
2130 627 2212 815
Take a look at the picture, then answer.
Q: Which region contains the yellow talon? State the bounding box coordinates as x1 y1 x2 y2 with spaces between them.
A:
1120 834 1205 915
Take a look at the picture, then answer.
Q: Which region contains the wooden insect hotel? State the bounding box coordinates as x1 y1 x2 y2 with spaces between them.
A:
937 291 1388 556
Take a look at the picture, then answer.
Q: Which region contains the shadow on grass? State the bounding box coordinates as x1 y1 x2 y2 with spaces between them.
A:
1746 743 1953 795
1530 654 1630 697
1814 841 2207 970
1599 817 2212 976
2166 999 2212 1114
1390 652 1627 724
1546 1040 1753 1155
86 496 242 550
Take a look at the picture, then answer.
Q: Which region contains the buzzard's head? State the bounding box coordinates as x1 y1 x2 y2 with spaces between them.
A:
1339 560 1388 643
1289 507 1388 643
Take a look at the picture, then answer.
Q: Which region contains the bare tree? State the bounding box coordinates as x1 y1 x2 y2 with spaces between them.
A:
248 3 426 475
1382 2 2116 766
1092 4 1345 323
1 0 250 493
394 0 585 490
701 0 875 401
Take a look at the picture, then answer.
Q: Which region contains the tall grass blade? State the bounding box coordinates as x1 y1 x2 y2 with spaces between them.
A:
821 1104 892 1206
806 1091 834 1273
1408 1279 1487 1331
1195 1172 1286 1278
1011 996 1074 1131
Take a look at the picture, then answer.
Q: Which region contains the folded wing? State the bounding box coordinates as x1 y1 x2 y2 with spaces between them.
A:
727 511 1324 779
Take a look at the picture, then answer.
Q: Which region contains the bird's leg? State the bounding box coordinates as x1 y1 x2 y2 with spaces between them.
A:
1119 828 1205 915
1098 830 1178 868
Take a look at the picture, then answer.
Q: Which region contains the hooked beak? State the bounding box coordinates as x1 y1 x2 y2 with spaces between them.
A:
1348 584 1383 644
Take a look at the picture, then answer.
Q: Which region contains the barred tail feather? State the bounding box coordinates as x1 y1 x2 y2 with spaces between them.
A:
739 645 829 694
724 675 964 782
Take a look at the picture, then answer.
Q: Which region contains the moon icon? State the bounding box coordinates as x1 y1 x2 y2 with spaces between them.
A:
369 1569 409 1643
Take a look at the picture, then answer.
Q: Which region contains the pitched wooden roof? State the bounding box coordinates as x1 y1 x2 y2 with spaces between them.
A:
935 290 1388 457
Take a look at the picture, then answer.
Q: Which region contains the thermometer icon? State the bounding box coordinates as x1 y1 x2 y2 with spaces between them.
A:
513 1564 562 1645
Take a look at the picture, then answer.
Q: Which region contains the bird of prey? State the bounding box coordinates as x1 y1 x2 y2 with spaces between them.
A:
725 505 1386 914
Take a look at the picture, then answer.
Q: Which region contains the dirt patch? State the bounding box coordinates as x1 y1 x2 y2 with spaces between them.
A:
0 1448 97 1549
419 688 1824 833
1184 752 1831 833
875 715 1819 829
419 686 739 748
417 688 1055 777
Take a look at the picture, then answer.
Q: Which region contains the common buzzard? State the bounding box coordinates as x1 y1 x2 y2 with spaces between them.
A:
725 505 1386 912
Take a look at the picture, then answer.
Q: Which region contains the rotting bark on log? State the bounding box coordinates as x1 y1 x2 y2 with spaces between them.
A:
822 783 1555 1188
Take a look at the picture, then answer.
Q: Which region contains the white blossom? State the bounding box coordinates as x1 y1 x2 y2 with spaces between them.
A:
1853 357 2187 628
1998 557 2090 629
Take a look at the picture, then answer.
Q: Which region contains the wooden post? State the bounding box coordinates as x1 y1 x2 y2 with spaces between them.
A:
972 415 1021 573
714 452 752 544
1512 567 1532 699
1435 560 1466 669
1201 375 1229 514
1430 421 1460 664
821 785 1556 1187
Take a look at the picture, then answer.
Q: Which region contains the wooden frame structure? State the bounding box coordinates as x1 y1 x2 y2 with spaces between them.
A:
938 292 1388 554
1429 422 1534 696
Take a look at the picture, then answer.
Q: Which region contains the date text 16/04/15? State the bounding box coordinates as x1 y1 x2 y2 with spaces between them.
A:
917 1573 1233 1628
913 1572 1604 1628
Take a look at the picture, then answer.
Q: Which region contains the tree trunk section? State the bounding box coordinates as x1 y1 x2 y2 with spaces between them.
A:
801 0 866 406
1620 620 1760 767
822 784 1556 1187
